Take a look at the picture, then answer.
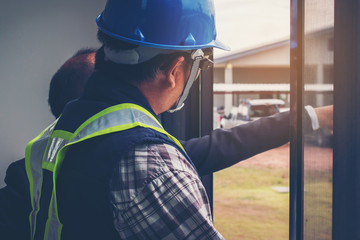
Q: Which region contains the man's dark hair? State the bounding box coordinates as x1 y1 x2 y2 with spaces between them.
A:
96 30 192 84
48 48 97 118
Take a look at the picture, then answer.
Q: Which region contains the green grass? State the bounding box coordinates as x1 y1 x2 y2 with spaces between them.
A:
214 166 289 240
213 166 333 240
303 170 333 240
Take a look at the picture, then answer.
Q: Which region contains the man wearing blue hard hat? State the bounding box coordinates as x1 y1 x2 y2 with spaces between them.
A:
21 0 332 239
24 1 229 239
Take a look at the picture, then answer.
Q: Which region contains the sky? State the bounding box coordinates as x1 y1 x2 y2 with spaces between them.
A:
213 0 290 56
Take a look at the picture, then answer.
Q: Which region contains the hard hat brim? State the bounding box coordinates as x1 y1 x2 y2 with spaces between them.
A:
96 15 230 51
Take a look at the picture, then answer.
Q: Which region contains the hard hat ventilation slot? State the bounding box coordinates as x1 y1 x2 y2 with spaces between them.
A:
184 33 196 46
134 28 145 41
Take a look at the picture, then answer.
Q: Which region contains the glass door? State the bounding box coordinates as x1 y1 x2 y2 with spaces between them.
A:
290 0 334 239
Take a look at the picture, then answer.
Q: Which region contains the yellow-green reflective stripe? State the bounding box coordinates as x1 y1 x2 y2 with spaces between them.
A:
25 130 72 237
51 104 185 184
25 132 44 213
72 103 161 138
148 127 184 152
44 194 62 240
25 131 43 239
69 106 159 141
50 147 68 239
26 126 52 209
44 137 69 164
51 130 72 140
67 104 183 152
26 121 57 239
52 122 184 184
51 123 174 205
42 161 55 172
68 122 184 152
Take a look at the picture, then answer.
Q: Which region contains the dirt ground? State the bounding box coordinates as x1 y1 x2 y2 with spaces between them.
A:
237 143 333 171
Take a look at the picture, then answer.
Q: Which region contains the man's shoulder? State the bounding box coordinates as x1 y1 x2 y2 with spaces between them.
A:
111 143 197 191
111 143 198 210
123 143 197 177
3 158 28 193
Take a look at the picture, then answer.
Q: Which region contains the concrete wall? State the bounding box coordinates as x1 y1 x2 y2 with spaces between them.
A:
213 66 290 110
214 67 290 84
233 67 289 83
0 0 106 187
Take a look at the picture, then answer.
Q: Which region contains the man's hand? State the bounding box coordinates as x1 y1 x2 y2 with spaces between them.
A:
314 105 333 132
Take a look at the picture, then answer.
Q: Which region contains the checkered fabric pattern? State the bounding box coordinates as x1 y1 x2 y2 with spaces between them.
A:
110 143 224 239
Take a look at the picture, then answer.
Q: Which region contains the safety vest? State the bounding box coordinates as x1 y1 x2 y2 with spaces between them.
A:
25 103 189 240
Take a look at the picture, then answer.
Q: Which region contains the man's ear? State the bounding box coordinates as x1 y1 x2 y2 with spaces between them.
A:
167 56 185 88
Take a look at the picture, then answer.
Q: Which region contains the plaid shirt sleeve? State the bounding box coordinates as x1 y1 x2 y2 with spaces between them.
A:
110 143 224 240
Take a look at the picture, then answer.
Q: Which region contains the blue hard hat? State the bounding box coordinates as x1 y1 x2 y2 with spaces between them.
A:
96 0 230 51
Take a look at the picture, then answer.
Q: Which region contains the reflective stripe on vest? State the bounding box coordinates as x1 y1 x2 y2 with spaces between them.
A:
25 103 187 240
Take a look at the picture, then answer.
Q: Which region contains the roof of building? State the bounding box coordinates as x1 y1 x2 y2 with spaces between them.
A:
214 39 289 64
213 26 334 66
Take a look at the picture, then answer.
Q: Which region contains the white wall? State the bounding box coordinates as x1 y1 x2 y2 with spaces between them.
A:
0 0 106 187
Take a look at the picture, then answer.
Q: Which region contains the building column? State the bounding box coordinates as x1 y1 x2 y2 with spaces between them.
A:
316 63 324 106
224 63 233 116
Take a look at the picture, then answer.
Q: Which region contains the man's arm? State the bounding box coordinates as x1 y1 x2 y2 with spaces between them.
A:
183 111 293 176
111 144 224 239
183 104 334 177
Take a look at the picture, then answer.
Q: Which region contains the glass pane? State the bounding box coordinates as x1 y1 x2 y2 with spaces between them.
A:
212 1 291 238
303 0 334 239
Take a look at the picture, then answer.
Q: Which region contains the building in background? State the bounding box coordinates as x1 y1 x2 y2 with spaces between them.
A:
213 27 334 116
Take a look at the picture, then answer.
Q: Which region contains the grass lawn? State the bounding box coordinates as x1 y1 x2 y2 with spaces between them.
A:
303 170 333 240
213 165 289 240
213 165 333 240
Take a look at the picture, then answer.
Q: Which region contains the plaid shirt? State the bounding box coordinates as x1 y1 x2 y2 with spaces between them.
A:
110 143 224 239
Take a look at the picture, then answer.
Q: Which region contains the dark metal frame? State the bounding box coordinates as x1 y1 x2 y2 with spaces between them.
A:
290 0 360 239
289 0 305 239
332 1 360 239
199 55 215 212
